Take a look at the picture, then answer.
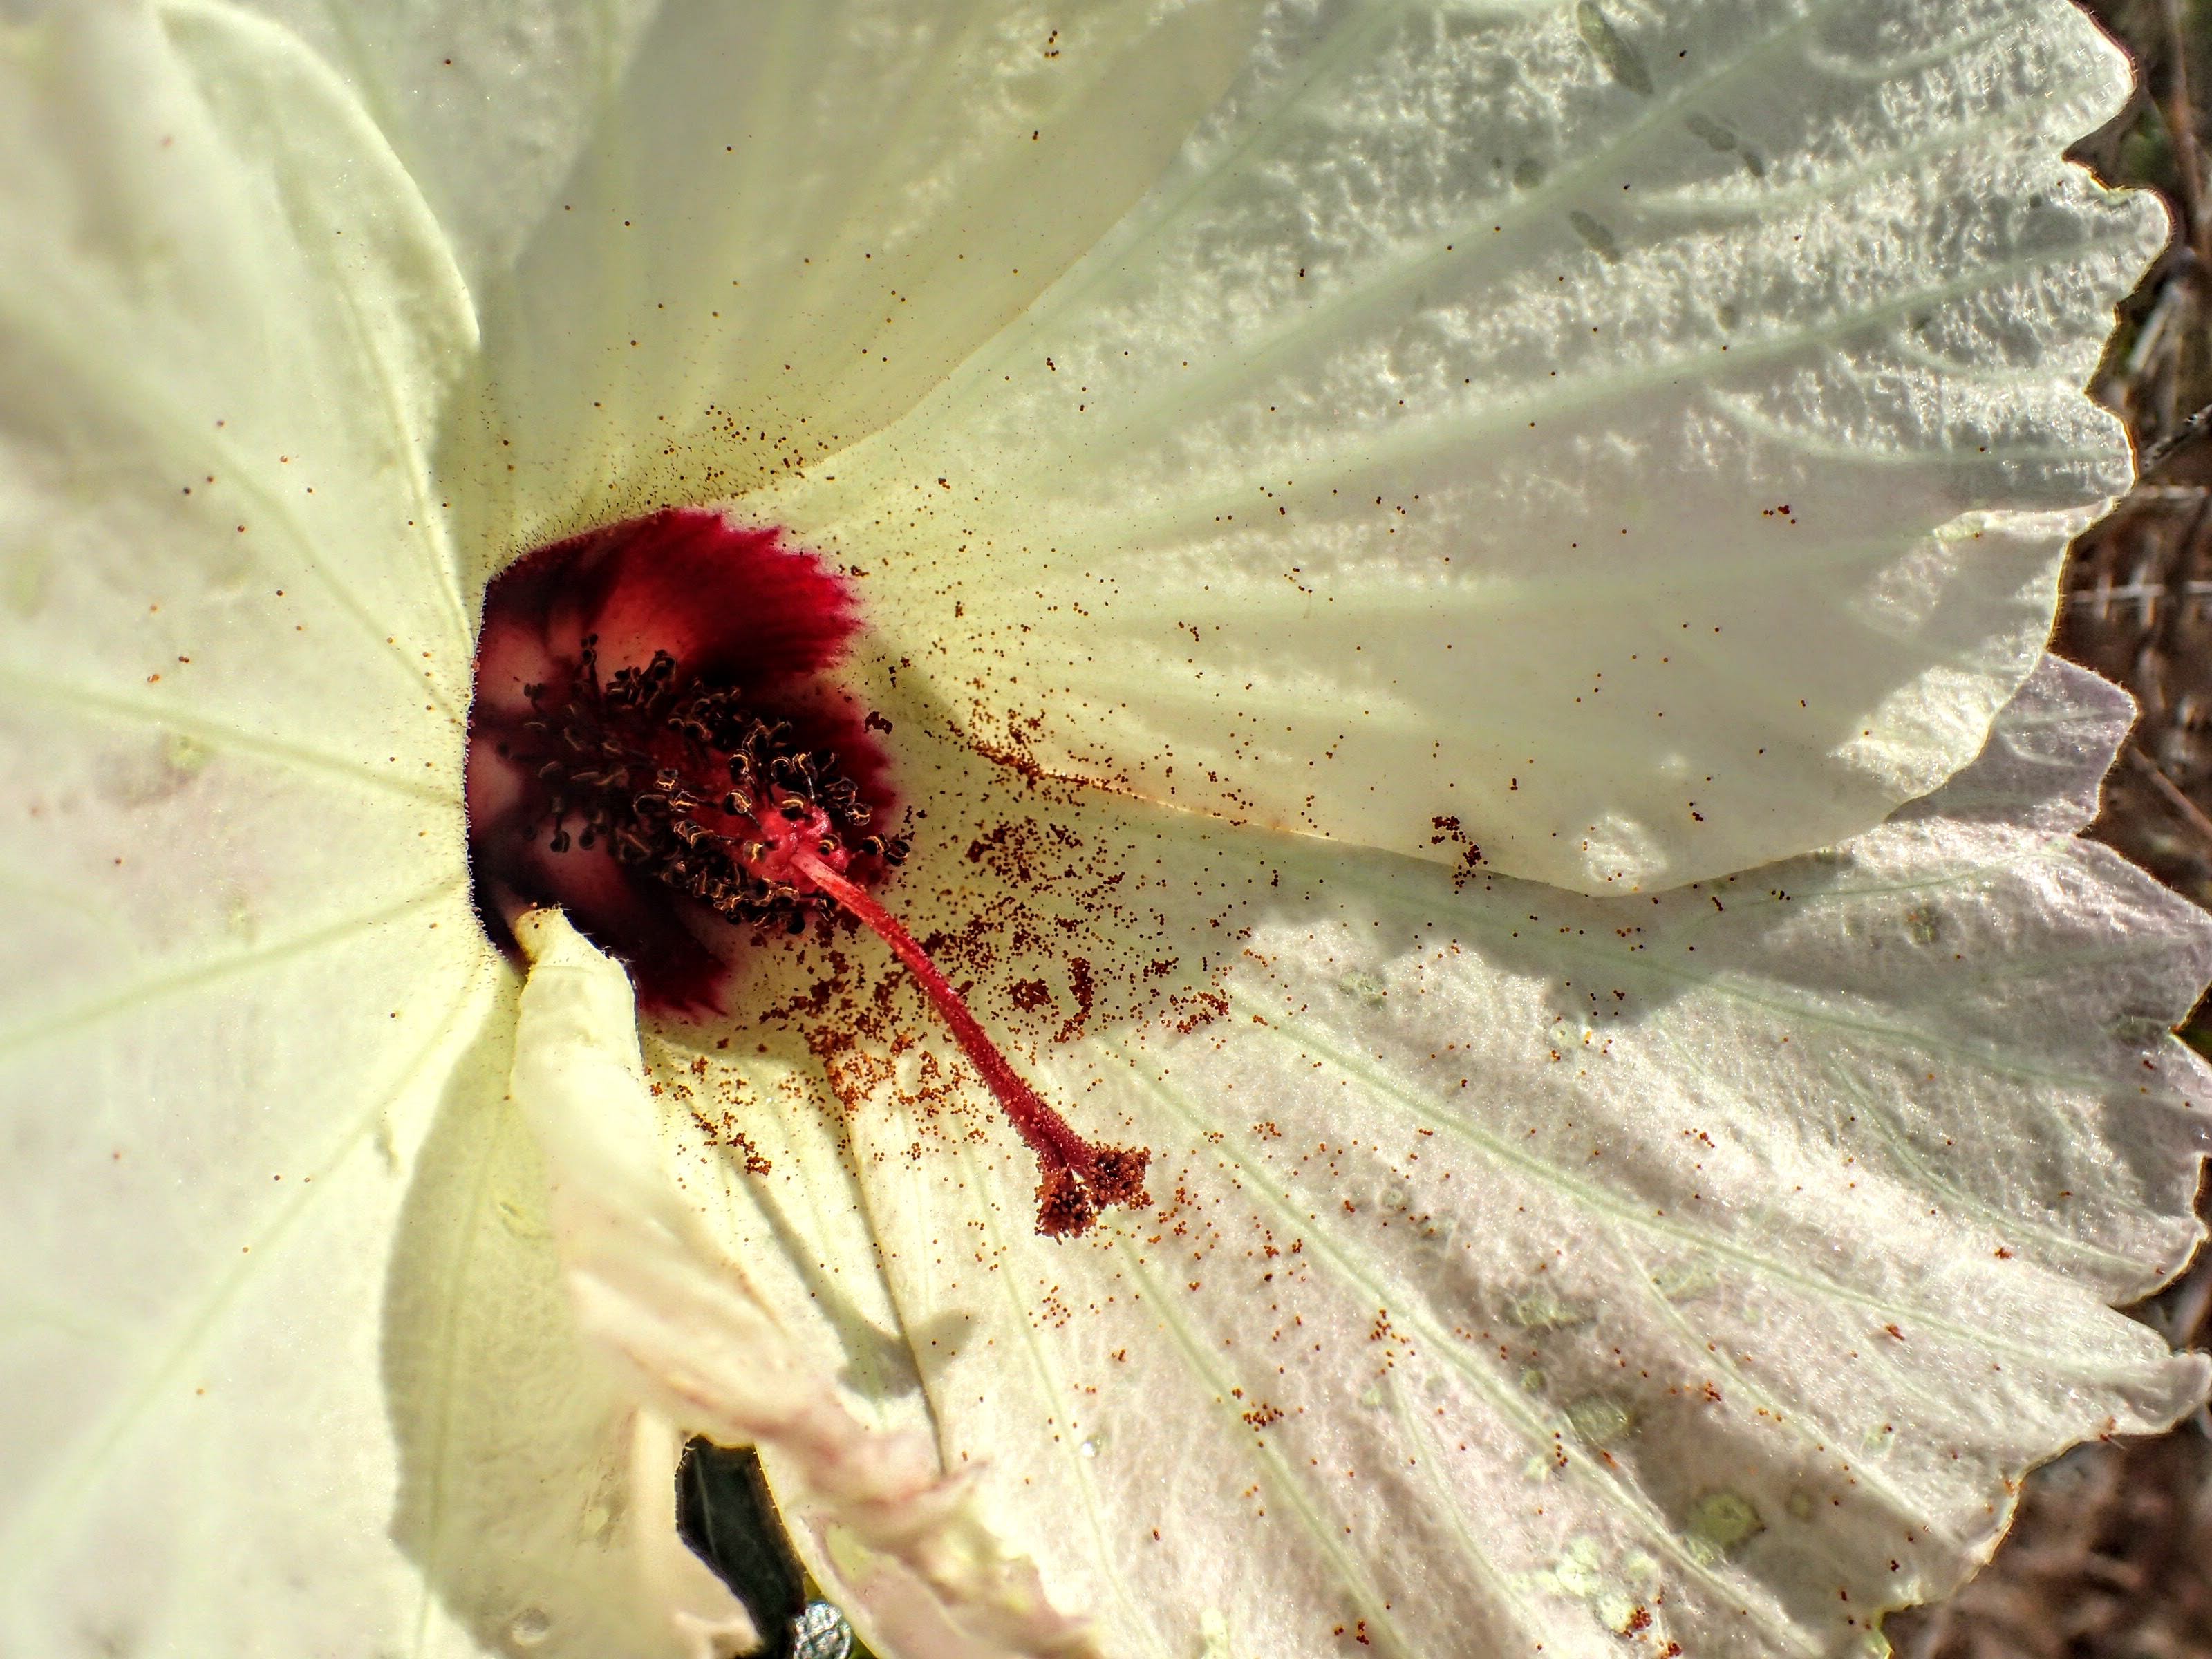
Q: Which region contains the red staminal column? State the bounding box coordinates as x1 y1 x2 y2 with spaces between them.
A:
466 507 1149 1237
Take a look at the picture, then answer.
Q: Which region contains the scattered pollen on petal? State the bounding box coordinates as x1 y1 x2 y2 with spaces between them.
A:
466 507 1149 1235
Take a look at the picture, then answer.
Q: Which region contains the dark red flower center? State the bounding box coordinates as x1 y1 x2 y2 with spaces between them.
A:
466 508 1148 1237
498 631 906 926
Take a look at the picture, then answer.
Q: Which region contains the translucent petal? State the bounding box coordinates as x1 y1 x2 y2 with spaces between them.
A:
0 0 480 754
508 910 1094 1659
384 990 796 1659
0 3 491 1653
445 0 1265 570
759 0 2161 892
664 656 2209 1659
232 0 662 287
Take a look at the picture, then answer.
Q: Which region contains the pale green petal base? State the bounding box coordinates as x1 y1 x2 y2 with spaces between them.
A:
445 0 1266 572
227 0 663 290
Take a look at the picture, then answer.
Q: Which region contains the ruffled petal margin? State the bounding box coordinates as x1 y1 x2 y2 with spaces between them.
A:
762 0 2162 893
662 654 2211 1659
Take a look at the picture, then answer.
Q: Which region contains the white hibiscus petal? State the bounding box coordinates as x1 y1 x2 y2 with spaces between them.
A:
509 909 1096 1659
449 0 1265 568
1 0 480 751
233 0 662 290
0 3 494 1653
762 0 2158 893
683 655 2207 1659
385 981 765 1659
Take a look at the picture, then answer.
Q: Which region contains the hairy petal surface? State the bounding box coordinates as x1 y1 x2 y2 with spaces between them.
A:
448 0 1266 571
235 0 662 290
0 2 497 1655
762 0 2159 892
509 910 1096 1659
670 658 2211 1659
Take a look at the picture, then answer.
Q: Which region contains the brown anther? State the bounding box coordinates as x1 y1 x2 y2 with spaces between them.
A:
1035 1172 1097 1239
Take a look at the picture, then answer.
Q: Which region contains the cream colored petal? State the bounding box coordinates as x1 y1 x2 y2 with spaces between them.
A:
447 0 1264 572
509 909 1096 1659
384 984 766 1659
762 0 2158 893
235 0 663 288
673 655 2208 1659
0 3 496 1655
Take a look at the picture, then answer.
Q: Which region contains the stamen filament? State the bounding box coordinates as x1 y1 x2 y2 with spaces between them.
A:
794 850 1150 1236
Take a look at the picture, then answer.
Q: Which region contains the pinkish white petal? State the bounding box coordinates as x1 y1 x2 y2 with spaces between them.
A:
511 908 1096 1659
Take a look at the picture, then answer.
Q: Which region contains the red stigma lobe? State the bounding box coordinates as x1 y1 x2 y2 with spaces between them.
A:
466 508 1150 1238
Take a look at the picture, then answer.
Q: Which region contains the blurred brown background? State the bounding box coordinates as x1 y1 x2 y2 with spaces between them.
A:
1885 3 2212 1653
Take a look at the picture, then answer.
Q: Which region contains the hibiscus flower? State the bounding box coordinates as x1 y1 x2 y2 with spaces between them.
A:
3 2 2208 1658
